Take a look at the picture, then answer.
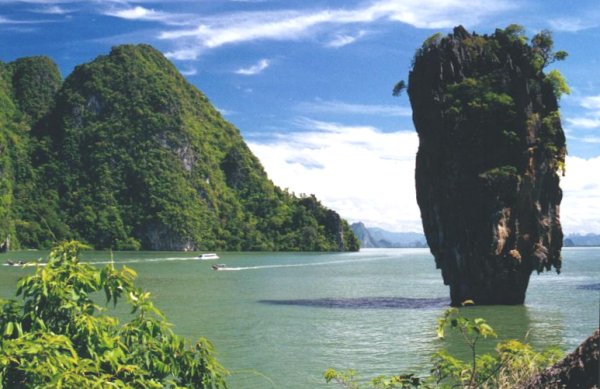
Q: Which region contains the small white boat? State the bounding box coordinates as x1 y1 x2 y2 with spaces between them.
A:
211 264 226 270
4 260 43 267
5 260 25 267
197 253 219 260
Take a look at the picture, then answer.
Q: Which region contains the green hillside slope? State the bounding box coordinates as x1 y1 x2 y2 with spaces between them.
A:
1 45 358 251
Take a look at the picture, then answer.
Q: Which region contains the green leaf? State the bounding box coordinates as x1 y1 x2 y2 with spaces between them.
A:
4 321 14 336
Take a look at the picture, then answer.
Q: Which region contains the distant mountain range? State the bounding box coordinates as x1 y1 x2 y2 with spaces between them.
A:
564 233 600 247
352 222 600 249
351 222 428 248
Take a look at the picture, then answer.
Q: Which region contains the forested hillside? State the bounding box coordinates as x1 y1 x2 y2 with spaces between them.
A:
0 45 359 252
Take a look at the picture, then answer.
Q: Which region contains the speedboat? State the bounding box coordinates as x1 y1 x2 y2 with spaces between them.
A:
211 264 226 271
197 253 219 260
5 260 26 267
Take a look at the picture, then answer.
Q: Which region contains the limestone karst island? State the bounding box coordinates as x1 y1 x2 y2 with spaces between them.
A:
409 26 566 306
0 45 359 253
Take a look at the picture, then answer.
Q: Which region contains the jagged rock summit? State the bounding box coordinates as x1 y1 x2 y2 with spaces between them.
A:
408 26 566 305
350 222 378 248
0 45 359 252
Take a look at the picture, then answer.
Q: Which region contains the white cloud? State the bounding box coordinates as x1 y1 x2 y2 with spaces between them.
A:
550 19 596 32
560 156 600 234
0 0 73 3
215 106 236 116
104 5 189 25
549 13 600 32
179 67 197 76
234 58 270 75
565 94 600 130
160 0 516 59
566 117 600 129
106 6 165 20
327 30 367 48
0 15 49 24
163 47 198 61
579 136 600 144
580 95 600 110
31 5 70 14
247 119 423 232
297 99 411 117
248 120 600 235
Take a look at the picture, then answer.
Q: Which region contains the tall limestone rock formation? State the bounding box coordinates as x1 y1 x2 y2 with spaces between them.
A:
408 26 566 305
1 45 359 252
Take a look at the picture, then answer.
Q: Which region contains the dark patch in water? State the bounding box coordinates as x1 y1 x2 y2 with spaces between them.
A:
577 283 600 291
259 297 450 309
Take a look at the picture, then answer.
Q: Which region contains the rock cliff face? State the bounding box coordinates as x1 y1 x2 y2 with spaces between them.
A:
408 26 566 305
519 328 599 389
350 222 378 248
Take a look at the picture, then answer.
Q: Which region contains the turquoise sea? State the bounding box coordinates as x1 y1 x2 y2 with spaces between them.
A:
1 247 598 388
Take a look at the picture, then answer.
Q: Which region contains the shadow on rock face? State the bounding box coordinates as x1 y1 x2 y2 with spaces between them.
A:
259 296 450 309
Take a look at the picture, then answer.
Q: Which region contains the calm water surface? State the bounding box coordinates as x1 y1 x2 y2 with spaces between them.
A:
1 248 598 388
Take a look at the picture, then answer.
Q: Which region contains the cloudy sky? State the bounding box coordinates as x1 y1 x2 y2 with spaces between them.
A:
2 0 599 234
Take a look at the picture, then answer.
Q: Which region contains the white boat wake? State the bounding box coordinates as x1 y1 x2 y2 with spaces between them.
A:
86 257 201 265
215 255 396 271
84 253 402 270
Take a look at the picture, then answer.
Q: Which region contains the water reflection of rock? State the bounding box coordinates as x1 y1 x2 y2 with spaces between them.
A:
259 296 449 309
577 283 600 290
440 305 565 361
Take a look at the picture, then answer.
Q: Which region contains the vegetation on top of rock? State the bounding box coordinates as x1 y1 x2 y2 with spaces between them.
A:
0 45 359 251
8 56 62 123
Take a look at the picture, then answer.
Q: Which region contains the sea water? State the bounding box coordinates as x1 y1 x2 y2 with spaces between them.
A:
1 247 598 388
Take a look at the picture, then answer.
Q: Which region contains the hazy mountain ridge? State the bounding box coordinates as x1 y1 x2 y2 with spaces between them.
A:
564 233 600 247
350 222 427 248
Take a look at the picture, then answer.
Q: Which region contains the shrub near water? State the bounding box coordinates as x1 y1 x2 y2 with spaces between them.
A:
324 306 562 389
0 241 227 388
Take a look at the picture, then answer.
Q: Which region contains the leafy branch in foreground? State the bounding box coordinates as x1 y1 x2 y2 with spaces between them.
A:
325 306 562 389
0 241 228 388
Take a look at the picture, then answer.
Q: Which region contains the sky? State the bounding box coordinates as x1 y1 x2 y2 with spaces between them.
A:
1 0 600 235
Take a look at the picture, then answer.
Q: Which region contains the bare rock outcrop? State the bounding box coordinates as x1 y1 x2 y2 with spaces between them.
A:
519 329 599 388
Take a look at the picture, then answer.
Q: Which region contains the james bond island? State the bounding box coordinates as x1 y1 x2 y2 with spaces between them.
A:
407 26 568 305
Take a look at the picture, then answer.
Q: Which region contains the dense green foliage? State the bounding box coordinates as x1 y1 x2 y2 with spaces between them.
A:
0 57 67 250
0 57 62 249
0 45 359 251
9 56 62 123
406 25 568 187
0 241 228 388
435 26 568 185
324 307 563 388
0 62 17 245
